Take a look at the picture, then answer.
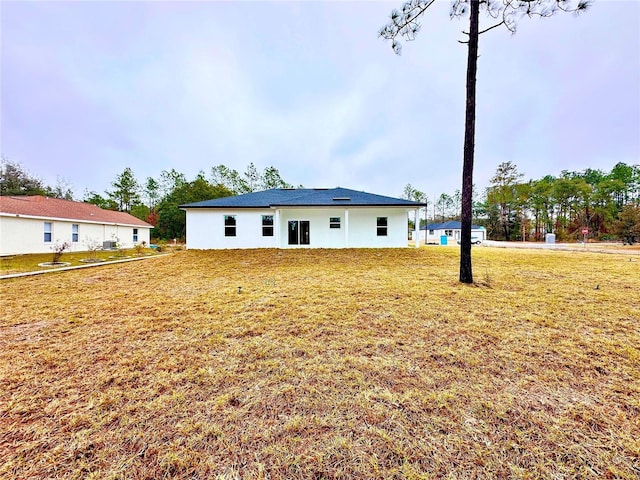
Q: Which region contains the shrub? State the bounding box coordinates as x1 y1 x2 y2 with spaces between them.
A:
83 237 102 259
51 241 71 264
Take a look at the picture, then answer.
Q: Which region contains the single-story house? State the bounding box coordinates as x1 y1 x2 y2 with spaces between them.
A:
180 187 425 249
416 220 486 245
0 195 152 255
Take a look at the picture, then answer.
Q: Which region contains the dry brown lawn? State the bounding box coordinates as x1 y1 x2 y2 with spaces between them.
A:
1 247 638 479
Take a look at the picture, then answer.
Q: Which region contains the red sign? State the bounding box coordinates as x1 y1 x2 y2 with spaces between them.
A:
582 228 589 235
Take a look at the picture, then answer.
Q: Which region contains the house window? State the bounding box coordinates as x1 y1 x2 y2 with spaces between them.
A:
329 217 341 229
133 228 138 242
377 217 388 236
44 222 52 243
262 215 274 236
72 224 79 242
445 229 453 237
224 215 236 237
429 229 434 235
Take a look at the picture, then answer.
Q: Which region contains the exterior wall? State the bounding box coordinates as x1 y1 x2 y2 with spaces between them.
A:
184 207 410 249
344 207 408 248
278 208 347 249
0 215 150 255
185 209 278 250
423 228 486 244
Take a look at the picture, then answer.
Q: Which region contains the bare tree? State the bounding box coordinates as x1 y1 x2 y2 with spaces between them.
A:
380 0 590 283
51 241 71 264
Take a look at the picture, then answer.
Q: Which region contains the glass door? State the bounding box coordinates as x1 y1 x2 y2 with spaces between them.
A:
288 221 299 245
300 221 310 245
288 220 310 245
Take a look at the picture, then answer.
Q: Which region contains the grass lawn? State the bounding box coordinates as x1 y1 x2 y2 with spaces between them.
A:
0 247 173 277
1 247 638 479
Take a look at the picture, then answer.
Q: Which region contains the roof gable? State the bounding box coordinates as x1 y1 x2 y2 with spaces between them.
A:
0 196 152 227
180 188 424 209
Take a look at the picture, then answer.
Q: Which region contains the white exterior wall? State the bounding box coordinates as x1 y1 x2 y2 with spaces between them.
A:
345 208 408 248
278 208 347 249
0 215 150 255
423 227 486 244
184 207 410 249
185 209 278 250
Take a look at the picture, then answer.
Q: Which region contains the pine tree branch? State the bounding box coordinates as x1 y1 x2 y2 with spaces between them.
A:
479 20 505 35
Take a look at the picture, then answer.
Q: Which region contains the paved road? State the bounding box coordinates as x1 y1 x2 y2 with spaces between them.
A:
480 240 640 255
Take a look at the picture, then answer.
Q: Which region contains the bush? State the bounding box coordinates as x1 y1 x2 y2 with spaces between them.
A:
51 241 71 263
134 241 147 255
83 237 102 259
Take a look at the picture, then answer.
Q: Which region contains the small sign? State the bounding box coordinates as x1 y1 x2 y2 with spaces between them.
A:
582 228 589 235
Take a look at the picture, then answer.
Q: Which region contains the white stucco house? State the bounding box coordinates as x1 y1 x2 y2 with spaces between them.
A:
180 187 425 249
417 221 486 245
0 195 152 255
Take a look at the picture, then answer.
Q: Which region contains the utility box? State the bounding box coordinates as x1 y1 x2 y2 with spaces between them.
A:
440 235 448 246
103 240 117 250
545 233 556 244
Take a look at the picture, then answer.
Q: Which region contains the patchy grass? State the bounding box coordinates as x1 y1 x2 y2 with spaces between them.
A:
0 248 161 276
1 248 638 479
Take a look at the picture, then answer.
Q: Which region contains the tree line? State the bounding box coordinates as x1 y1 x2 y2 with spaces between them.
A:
88 163 294 241
0 157 75 200
404 161 640 243
0 158 292 241
3 156 638 243
483 161 639 243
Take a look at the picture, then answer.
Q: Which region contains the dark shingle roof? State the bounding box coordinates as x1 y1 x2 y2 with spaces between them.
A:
0 195 152 227
180 188 424 209
421 221 483 230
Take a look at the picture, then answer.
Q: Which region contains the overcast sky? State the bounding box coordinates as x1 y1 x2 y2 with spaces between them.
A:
2 0 638 201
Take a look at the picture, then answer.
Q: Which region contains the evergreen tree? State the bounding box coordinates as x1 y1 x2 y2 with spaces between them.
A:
262 166 292 190
155 173 232 240
614 205 640 244
83 190 118 210
0 157 48 196
144 177 160 210
108 167 140 212
380 0 590 282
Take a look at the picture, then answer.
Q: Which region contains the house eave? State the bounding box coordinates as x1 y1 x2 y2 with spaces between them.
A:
181 203 424 210
0 211 152 228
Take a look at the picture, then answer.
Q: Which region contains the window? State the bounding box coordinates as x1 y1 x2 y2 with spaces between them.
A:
445 229 453 237
133 228 138 242
44 222 52 243
376 217 388 236
224 215 236 237
329 217 341 229
72 224 79 242
262 215 274 237
428 229 434 235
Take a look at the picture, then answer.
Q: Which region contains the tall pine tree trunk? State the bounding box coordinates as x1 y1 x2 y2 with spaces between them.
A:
459 0 479 284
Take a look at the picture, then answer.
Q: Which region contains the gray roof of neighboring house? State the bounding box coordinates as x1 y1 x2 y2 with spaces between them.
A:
421 221 484 230
180 188 425 209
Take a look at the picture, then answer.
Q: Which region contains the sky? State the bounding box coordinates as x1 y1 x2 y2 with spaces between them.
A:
1 0 639 202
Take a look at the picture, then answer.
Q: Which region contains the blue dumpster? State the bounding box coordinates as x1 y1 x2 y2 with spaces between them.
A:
440 235 448 246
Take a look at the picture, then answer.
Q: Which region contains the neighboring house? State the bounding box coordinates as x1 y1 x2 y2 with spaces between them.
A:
417 220 486 245
0 195 152 255
180 187 424 249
